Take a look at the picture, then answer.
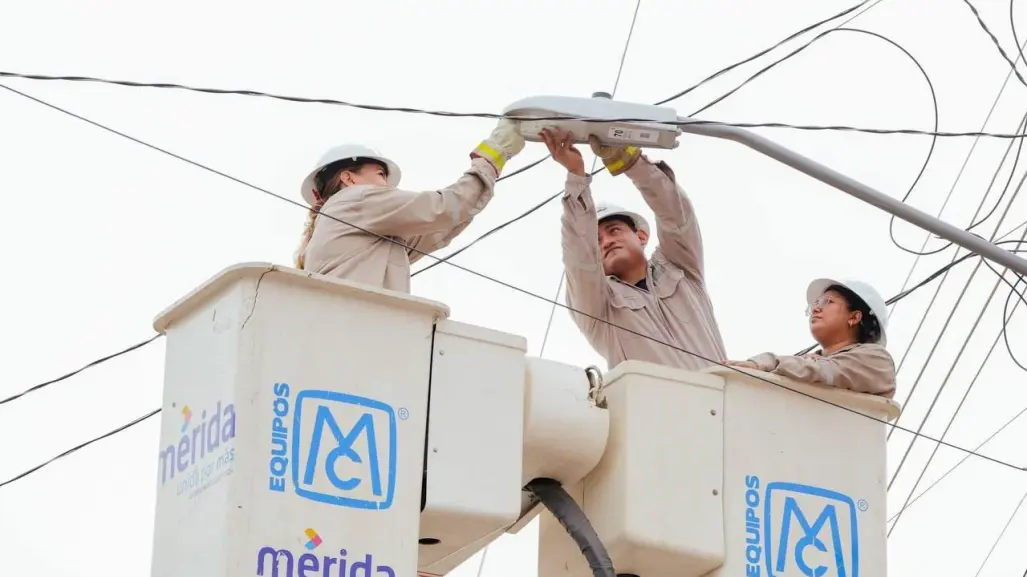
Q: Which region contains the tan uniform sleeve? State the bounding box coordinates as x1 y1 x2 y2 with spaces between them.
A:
561 172 610 338
323 157 496 261
748 344 897 398
404 223 475 265
624 157 704 278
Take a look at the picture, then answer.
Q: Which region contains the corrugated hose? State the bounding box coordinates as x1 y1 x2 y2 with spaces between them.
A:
525 478 616 577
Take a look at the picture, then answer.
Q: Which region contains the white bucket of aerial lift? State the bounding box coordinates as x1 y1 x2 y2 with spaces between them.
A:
538 360 901 577
150 263 446 577
806 277 890 346
300 144 403 206
502 94 682 150
595 203 650 236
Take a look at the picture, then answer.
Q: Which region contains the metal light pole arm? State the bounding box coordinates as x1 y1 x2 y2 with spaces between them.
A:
677 118 1027 278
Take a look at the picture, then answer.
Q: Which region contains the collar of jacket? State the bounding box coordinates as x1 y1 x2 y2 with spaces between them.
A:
606 260 659 285
815 342 863 357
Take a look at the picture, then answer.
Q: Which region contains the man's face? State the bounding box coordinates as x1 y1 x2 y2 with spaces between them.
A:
598 217 648 277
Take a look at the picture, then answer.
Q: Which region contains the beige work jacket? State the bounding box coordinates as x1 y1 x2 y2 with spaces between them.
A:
748 342 897 398
302 157 496 293
561 157 727 370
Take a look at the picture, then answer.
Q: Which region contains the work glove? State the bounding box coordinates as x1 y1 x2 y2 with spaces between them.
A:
588 135 641 177
471 118 526 177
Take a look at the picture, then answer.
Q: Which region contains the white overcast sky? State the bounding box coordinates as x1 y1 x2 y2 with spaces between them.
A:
2 0 1027 575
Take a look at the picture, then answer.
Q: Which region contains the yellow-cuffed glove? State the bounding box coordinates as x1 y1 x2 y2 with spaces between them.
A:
588 135 641 177
471 118 526 177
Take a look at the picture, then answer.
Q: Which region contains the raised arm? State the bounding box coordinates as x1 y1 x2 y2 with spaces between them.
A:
541 129 611 339
625 158 704 278
326 120 525 261
747 344 897 398
323 157 495 240
589 138 704 279
561 172 611 335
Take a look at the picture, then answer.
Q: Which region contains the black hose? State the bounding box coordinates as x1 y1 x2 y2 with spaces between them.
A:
525 478 616 577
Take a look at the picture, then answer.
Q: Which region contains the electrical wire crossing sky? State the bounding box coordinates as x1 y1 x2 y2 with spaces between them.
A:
1 0 1027 576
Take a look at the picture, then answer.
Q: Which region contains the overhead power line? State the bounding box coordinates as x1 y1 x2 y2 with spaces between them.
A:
3 86 1027 491
887 247 1027 535
0 334 162 406
885 403 1027 526
792 231 1027 358
882 141 1027 493
654 0 889 105
959 0 1027 88
881 32 1027 377
974 484 1027 576
883 113 1027 505
875 104 1027 472
4 70 1027 140
0 407 161 489
890 38 1027 260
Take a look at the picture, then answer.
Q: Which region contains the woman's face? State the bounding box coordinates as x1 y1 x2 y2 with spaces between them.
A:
340 163 389 188
808 289 860 342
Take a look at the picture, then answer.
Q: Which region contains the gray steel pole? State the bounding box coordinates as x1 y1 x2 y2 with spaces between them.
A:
676 119 1027 278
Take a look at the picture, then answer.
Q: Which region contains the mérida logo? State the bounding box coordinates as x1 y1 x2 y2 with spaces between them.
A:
255 528 395 577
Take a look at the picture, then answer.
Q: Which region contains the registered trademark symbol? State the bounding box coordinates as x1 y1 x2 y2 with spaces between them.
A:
857 499 868 512
398 408 410 420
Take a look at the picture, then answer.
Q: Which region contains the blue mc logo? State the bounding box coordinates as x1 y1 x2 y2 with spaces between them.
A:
765 482 858 577
268 383 397 511
744 476 859 577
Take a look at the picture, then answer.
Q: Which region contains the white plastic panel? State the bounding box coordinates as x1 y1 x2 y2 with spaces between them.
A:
521 357 609 488
150 263 449 577
704 366 899 577
539 361 728 577
502 95 682 150
151 278 246 577
418 319 528 575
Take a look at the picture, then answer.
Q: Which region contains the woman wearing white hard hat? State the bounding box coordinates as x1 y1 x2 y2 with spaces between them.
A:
295 119 525 293
725 278 897 399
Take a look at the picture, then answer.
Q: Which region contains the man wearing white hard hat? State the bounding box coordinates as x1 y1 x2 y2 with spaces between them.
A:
726 278 897 398
295 119 525 293
540 128 726 371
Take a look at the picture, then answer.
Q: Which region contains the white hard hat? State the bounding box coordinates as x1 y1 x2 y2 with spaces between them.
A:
595 203 650 236
806 278 889 346
300 144 402 206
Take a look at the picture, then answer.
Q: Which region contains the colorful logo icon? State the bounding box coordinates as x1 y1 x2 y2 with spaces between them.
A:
304 528 322 550
180 405 193 433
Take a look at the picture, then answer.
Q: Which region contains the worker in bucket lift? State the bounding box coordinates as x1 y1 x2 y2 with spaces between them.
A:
540 127 726 371
295 119 526 293
725 278 897 398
